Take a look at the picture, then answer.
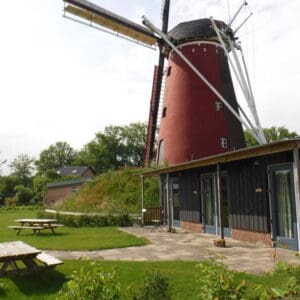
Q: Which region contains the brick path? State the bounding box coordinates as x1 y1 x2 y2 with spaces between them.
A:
45 226 300 274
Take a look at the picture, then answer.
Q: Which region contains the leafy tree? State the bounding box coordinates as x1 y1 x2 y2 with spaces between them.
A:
76 122 146 174
14 185 34 205
33 175 47 202
36 141 77 174
9 154 34 186
245 126 298 147
0 176 21 198
121 122 146 166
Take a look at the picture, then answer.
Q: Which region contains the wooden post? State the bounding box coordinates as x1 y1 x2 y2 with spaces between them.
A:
293 147 300 250
141 175 145 226
166 173 172 232
216 163 224 240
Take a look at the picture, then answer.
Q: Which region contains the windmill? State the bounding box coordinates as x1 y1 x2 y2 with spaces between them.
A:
63 0 266 166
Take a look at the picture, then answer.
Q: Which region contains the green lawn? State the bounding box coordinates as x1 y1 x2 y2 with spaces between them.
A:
0 210 147 250
0 260 297 299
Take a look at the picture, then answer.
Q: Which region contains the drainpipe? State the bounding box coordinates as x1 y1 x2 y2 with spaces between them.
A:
293 146 300 251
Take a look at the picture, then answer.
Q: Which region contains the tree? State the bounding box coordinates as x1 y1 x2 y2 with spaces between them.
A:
14 185 34 205
121 122 147 166
33 176 47 202
9 154 34 186
76 122 146 174
0 176 21 198
245 126 298 147
36 141 77 174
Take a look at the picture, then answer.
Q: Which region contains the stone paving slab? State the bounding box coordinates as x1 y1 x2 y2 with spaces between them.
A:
45 226 300 274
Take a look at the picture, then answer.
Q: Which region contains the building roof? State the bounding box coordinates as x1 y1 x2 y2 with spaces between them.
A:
168 18 229 44
56 166 94 177
141 138 300 177
46 178 89 188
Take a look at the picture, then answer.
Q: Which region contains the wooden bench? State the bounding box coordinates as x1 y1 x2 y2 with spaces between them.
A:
46 224 64 228
0 241 63 276
36 253 63 269
8 226 44 235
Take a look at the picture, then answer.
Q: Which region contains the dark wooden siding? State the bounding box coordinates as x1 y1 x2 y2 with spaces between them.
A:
178 166 216 223
178 170 201 223
224 151 293 233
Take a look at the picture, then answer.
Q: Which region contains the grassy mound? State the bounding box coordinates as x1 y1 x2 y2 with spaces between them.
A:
54 168 159 214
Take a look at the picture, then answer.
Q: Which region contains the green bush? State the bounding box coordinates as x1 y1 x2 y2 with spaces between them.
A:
57 261 120 300
196 258 247 300
135 270 171 300
275 262 300 298
36 210 133 227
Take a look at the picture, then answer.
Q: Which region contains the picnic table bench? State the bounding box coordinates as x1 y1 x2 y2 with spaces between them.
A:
0 241 63 276
9 219 64 235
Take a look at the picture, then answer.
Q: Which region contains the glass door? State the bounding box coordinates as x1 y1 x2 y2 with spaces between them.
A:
201 174 217 235
171 179 180 227
269 164 298 251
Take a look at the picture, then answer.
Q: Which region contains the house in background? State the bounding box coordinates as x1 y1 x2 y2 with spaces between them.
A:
44 166 95 206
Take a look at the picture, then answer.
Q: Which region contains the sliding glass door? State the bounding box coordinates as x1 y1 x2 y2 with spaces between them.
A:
269 164 298 250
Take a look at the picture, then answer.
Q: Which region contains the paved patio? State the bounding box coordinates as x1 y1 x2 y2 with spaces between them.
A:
45 226 300 274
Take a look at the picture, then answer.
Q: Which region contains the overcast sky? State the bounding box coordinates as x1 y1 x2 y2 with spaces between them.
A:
0 0 299 175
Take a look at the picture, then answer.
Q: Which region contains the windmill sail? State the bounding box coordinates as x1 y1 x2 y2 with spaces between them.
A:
64 0 158 47
144 0 170 166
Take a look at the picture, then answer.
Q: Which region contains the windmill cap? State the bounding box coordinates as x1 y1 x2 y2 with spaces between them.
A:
168 18 230 44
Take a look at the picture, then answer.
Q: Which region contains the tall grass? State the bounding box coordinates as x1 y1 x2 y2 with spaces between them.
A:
55 168 159 213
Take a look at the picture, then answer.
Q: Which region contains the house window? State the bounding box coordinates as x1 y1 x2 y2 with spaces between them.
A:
71 186 78 194
220 137 228 149
215 101 223 111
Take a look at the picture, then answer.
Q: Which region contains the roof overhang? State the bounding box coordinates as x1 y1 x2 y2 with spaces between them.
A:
141 139 300 177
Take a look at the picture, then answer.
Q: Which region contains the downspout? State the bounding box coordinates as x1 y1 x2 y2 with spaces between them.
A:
293 145 300 251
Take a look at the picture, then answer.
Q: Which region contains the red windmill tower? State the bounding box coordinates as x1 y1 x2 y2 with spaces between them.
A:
63 0 266 166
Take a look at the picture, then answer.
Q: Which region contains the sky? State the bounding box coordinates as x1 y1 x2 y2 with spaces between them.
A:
0 0 299 175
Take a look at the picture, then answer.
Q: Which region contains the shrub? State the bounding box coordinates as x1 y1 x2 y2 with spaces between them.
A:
275 262 300 298
57 261 120 300
196 258 247 300
36 210 133 227
136 270 171 300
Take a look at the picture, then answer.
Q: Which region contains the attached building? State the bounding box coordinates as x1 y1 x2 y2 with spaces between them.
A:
141 139 300 251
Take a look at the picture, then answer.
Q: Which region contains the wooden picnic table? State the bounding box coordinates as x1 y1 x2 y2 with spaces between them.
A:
9 219 63 235
0 241 63 276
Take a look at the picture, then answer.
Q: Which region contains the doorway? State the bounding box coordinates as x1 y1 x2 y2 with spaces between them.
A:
170 179 180 227
201 174 218 235
201 173 231 237
269 164 298 251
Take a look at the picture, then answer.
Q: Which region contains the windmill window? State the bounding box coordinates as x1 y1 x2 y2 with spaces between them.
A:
220 137 228 149
162 107 167 118
157 140 165 165
215 101 223 111
167 66 171 76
